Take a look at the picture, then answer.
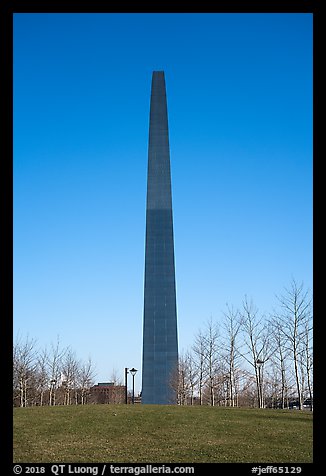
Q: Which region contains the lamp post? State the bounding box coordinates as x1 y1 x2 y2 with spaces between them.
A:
256 359 264 408
124 368 129 404
129 368 138 404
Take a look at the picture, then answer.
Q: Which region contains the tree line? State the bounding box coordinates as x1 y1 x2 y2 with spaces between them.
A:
14 279 312 409
13 337 97 407
171 279 313 410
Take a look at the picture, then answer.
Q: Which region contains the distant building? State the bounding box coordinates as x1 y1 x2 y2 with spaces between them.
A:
90 382 125 404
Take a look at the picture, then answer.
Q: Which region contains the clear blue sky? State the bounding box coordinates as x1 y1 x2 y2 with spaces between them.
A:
13 13 312 391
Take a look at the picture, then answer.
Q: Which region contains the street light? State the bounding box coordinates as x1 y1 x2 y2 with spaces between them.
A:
256 359 264 408
129 367 138 404
124 368 129 404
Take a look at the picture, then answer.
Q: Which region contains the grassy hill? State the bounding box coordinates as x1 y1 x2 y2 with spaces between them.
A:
13 404 313 463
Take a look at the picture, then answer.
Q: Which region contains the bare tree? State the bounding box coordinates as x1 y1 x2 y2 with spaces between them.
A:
110 368 123 385
170 351 198 405
79 357 96 404
13 335 37 407
174 353 188 405
211 361 228 406
221 305 242 407
35 346 49 406
267 316 291 409
303 319 313 410
192 330 208 405
184 351 197 405
203 318 219 406
108 368 125 403
297 318 313 410
240 297 270 408
274 280 312 410
61 348 79 405
48 337 66 406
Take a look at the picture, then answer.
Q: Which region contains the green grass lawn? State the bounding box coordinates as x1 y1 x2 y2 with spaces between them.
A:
13 405 313 463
